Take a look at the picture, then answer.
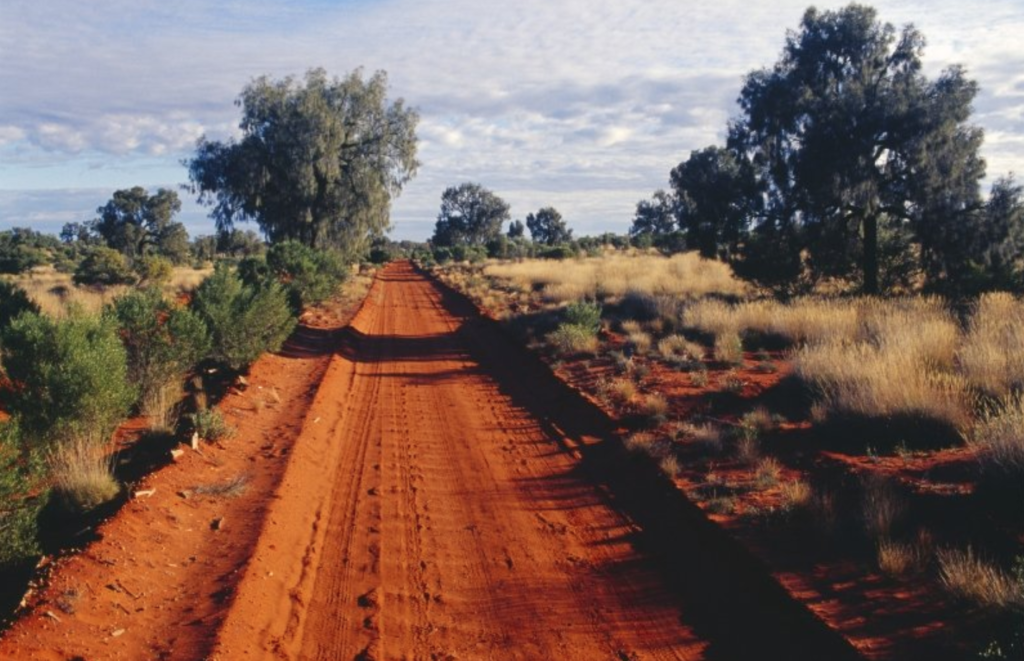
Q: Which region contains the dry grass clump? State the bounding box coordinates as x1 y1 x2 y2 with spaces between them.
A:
50 438 121 513
714 331 744 365
753 457 782 488
794 339 970 430
548 324 599 354
603 378 637 405
623 432 656 453
657 335 704 362
861 475 908 540
938 547 1024 609
640 393 670 424
876 539 929 577
10 265 212 318
958 292 1024 398
679 422 723 453
968 395 1024 478
484 251 747 304
626 330 653 355
659 454 682 478
779 479 813 511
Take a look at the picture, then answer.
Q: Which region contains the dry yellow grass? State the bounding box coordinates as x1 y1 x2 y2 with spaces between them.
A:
969 394 1024 477
484 251 747 304
49 438 121 513
958 292 1024 398
938 547 1024 609
6 265 213 318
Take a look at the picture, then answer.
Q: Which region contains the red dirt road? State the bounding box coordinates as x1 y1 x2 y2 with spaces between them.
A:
213 262 707 660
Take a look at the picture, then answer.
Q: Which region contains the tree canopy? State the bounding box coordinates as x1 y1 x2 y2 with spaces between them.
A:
727 3 986 293
526 207 572 245
431 183 510 247
92 187 190 264
186 68 419 253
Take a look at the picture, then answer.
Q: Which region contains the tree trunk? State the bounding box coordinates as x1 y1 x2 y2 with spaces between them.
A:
863 214 879 294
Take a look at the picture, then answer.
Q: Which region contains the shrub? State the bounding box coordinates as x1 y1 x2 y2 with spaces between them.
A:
1 311 135 445
189 408 235 442
73 246 136 286
0 280 39 334
0 420 44 568
548 323 598 354
265 240 348 310
134 254 174 286
563 300 602 334
49 437 120 514
192 263 297 371
109 288 210 424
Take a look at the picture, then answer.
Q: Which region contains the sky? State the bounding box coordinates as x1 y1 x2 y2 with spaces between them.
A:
1 0 1022 241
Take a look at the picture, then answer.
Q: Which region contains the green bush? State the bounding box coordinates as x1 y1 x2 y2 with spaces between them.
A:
1 311 135 446
109 288 210 420
563 300 602 334
0 281 39 334
265 240 348 311
0 420 45 568
192 263 297 371
73 246 136 286
189 408 235 442
135 254 174 286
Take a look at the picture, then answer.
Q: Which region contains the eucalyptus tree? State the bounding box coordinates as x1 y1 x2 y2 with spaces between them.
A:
526 207 572 245
431 183 510 247
186 68 419 253
729 4 985 293
629 190 677 240
670 146 758 260
93 187 189 264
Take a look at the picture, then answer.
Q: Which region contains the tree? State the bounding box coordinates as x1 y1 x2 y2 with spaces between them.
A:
670 146 757 259
729 4 985 293
508 220 525 239
186 68 419 252
526 207 572 245
629 190 677 240
431 183 510 247
93 187 187 263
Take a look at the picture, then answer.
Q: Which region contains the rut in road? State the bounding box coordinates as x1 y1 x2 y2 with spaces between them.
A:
212 262 861 661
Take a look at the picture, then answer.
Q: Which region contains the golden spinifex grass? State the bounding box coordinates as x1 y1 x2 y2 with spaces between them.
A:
958 292 1024 399
7 265 213 317
484 251 747 303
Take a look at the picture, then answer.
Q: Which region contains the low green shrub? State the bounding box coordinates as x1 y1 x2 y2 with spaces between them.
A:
190 408 235 442
1 310 135 445
0 420 45 568
563 300 602 334
0 281 39 334
265 240 348 310
192 263 297 371
73 246 136 286
109 287 210 422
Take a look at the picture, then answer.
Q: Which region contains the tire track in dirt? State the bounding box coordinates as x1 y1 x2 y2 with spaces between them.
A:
211 261 862 661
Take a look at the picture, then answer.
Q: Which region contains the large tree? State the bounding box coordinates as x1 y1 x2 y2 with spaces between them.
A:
431 183 510 247
629 190 677 240
525 207 572 245
93 187 190 264
670 146 758 260
186 68 419 252
729 4 985 293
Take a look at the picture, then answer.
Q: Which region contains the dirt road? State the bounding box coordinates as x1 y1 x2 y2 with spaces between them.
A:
210 262 861 661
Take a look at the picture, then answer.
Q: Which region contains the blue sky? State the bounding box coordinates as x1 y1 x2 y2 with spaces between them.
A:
1 0 1022 241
